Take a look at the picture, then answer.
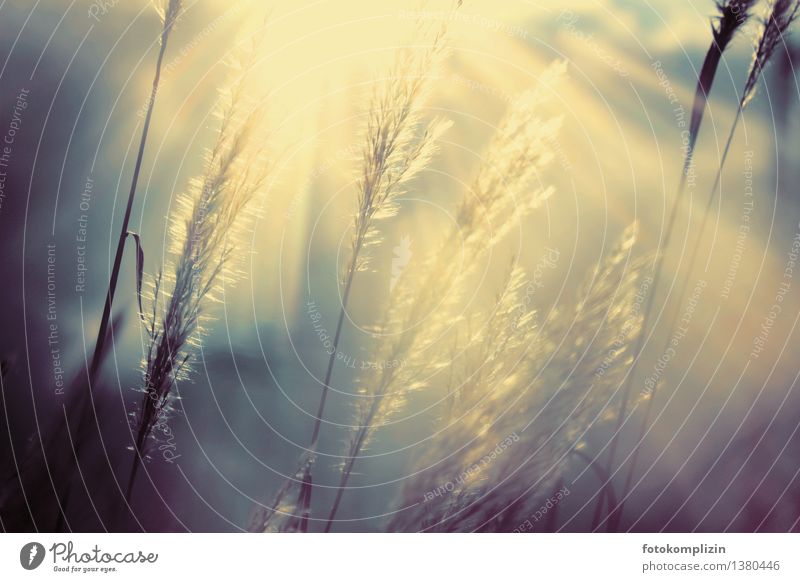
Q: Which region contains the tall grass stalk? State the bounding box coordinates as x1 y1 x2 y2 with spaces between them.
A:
596 0 758 530
126 52 268 502
689 1 759 164
89 0 182 381
37 0 183 530
605 0 799 530
275 23 453 534
322 64 565 532
386 226 646 532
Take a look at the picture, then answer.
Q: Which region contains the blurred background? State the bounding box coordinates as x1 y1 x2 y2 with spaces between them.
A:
1 0 799 532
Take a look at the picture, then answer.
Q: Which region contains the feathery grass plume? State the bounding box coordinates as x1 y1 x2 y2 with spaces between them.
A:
90 0 183 381
310 22 452 432
742 0 800 107
386 225 647 532
446 265 537 416
126 54 269 503
607 0 800 530
687 1 758 168
276 18 454 534
321 63 566 532
457 64 565 250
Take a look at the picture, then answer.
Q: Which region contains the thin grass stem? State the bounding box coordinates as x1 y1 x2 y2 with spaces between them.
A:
597 0 759 529
89 3 180 381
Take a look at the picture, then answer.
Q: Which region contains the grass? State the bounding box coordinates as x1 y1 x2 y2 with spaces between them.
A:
386 226 647 532
127 41 269 502
90 0 183 381
598 0 762 531
2 0 798 534
0 0 183 532
604 0 800 531
321 62 565 532
291 19 451 532
251 11 455 533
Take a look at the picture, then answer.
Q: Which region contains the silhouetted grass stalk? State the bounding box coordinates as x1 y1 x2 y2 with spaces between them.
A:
90 0 182 381
603 0 797 531
47 0 183 529
596 0 757 529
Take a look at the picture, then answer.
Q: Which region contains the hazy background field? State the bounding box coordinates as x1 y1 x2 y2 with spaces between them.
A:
1 0 799 531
